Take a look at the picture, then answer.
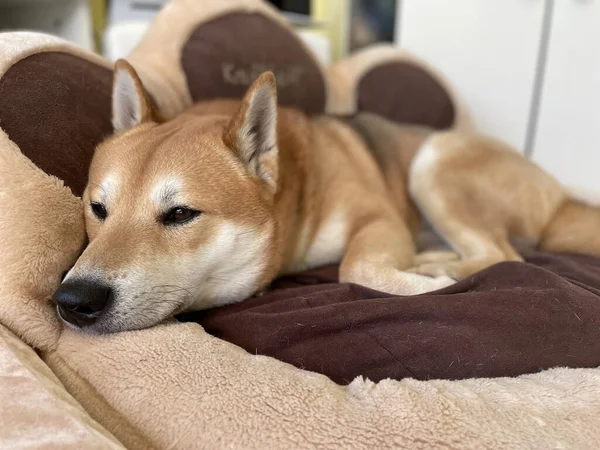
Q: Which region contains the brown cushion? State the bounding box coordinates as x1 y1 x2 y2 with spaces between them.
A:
357 62 455 129
181 13 326 115
181 251 600 384
0 52 112 197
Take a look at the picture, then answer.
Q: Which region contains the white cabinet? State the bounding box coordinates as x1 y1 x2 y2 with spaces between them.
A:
530 1 600 191
396 0 547 152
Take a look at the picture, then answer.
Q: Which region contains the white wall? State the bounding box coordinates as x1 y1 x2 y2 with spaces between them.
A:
531 1 600 192
397 0 547 152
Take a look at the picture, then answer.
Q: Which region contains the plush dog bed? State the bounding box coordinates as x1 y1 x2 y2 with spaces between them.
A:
1 0 600 448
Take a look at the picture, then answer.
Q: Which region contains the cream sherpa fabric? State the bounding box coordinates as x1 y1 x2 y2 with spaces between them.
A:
0 129 85 351
0 324 124 449
47 322 600 450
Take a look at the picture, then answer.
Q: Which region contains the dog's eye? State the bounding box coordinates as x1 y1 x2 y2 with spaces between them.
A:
90 202 107 221
162 207 200 225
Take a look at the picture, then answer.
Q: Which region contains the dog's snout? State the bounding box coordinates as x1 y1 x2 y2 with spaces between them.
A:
54 279 113 327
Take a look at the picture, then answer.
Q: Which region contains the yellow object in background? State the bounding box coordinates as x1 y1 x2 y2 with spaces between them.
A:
90 0 107 53
311 0 349 61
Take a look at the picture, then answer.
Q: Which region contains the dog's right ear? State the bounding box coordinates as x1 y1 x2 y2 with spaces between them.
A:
223 72 279 191
112 59 158 132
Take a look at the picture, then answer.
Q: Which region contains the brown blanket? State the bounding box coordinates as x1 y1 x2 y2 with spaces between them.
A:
181 251 600 384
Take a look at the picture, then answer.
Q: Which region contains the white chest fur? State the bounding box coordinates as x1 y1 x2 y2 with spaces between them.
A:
300 210 348 270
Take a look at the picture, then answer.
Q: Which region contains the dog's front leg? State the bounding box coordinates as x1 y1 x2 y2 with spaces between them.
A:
339 218 455 296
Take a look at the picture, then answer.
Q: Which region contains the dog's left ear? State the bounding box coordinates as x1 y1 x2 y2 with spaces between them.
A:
112 59 160 132
223 72 279 191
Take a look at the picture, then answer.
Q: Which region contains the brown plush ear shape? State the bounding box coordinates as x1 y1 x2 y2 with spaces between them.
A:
223 72 279 191
112 59 159 132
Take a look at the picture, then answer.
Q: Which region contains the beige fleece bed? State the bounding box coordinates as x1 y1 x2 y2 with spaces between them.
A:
1 0 599 448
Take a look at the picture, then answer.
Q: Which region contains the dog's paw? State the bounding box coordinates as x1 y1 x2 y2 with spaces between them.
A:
408 262 458 280
395 271 456 295
423 273 456 290
414 250 460 265
429 275 456 292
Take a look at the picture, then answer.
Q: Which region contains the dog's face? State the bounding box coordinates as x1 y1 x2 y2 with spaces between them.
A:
53 61 280 333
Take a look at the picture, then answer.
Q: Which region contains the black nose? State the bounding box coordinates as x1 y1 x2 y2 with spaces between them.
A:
53 279 113 327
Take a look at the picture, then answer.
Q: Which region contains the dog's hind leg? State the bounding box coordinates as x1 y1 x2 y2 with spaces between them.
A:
339 217 455 295
407 133 526 280
409 185 523 280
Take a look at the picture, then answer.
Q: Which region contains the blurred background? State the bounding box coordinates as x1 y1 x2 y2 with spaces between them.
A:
0 1 399 62
0 0 597 191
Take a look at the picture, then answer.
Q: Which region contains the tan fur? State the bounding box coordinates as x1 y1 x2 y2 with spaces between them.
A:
408 131 598 279
539 200 600 255
63 65 600 333
347 113 432 233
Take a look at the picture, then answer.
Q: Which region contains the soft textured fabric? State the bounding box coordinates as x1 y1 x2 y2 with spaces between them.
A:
326 44 472 130
127 0 327 118
0 32 112 197
357 60 455 128
48 322 600 450
181 12 326 114
183 251 600 384
0 324 124 449
0 51 112 196
0 128 85 352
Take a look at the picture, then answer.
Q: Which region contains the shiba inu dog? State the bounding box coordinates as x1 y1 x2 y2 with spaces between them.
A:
53 60 599 333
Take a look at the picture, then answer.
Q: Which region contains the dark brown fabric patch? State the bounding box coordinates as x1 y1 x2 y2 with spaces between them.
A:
180 252 600 385
0 52 112 196
357 62 455 129
181 13 326 115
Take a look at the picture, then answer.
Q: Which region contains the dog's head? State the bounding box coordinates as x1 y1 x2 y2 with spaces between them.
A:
53 60 280 333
